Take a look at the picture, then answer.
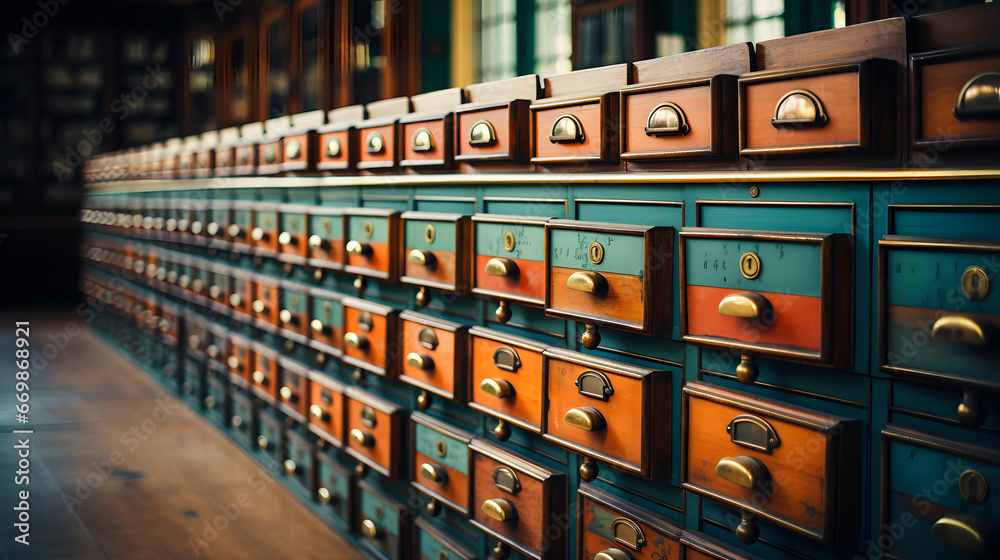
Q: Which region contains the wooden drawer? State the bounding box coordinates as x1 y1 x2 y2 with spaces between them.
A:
204 369 229 421
415 517 478 560
679 229 853 379
278 205 311 259
356 481 411 560
411 412 473 516
455 100 531 163
228 201 253 246
399 311 468 404
234 144 256 175
277 282 310 336
205 205 231 240
250 344 279 398
344 387 407 479
680 531 767 560
344 208 402 281
577 483 682 560
281 131 316 172
257 139 283 174
471 215 550 320
879 236 1000 426
230 389 255 440
469 438 567 560
317 129 356 171
228 336 252 380
283 427 313 486
401 115 453 168
621 76 737 160
256 406 284 462
251 204 279 251
881 425 1000 559
531 94 619 164
401 211 472 294
315 452 354 528
358 123 399 170
545 220 672 346
543 348 670 480
307 373 346 446
683 381 861 545
740 60 892 157
468 326 547 439
912 47 1000 150
307 208 344 269
213 147 234 175
252 278 280 325
277 358 309 418
308 287 344 352
341 297 399 377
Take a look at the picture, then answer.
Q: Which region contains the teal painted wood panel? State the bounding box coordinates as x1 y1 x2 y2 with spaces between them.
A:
684 238 822 296
360 488 400 537
404 218 457 252
549 228 646 276
475 222 546 261
484 199 566 218
280 211 307 234
698 204 853 235
885 248 1000 315
346 216 389 243
891 207 1000 241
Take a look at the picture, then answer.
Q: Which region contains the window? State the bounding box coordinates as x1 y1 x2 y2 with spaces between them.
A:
725 0 785 44
534 0 572 77
298 1 325 112
188 36 215 132
480 0 517 82
573 0 635 70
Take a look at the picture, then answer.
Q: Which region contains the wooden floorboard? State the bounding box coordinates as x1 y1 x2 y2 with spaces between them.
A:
0 314 365 560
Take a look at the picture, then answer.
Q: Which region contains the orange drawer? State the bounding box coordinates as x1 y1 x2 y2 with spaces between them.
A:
229 273 254 316
316 129 355 170
531 94 619 164
277 358 309 418
469 438 567 560
281 131 315 172
252 278 280 326
455 101 532 163
578 483 682 560
277 281 310 337
213 147 234 175
398 311 468 405
250 203 279 251
357 123 398 170
410 412 473 516
471 215 550 320
277 205 311 260
344 387 407 479
683 381 861 545
468 326 547 439
257 140 283 174
308 287 344 352
234 143 257 175
344 208 402 281
306 208 344 270
913 48 1000 149
400 115 453 168
341 297 399 377
307 373 346 447
400 211 472 295
250 344 279 399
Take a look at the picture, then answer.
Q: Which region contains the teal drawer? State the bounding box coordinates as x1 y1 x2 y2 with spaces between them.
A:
315 452 353 527
357 481 409 560
401 211 471 293
278 205 311 257
411 412 473 516
278 282 310 336
416 517 477 560
309 288 344 350
307 209 344 266
256 407 283 462
344 208 401 281
284 428 313 488
471 214 550 320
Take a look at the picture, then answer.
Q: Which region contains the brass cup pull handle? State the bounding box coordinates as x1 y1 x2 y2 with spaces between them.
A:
715 456 770 491
564 407 606 431
250 227 269 241
645 102 690 136
361 518 381 539
954 72 1000 120
931 316 991 346
408 249 436 267
252 300 269 314
310 404 328 421
344 332 368 350
481 498 516 522
718 293 771 319
310 319 331 334
411 128 435 153
420 462 448 483
366 131 385 155
278 309 295 324
229 293 242 307
484 257 517 277
351 428 374 447
771 89 828 128
469 119 497 147
595 549 637 560
549 114 585 144
346 240 371 256
567 271 607 294
406 352 434 371
931 513 990 554
278 231 296 246
481 378 515 398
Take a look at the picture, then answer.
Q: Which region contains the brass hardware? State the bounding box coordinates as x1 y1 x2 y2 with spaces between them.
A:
325 137 341 158
279 386 293 401
567 271 607 294
931 316 989 346
308 234 327 249
278 231 295 246
353 276 366 292
961 266 990 300
411 128 435 153
959 470 989 504
206 222 220 236
736 354 758 385
283 459 296 474
718 292 771 319
209 284 222 300
727 415 781 454
351 428 373 447
645 101 690 136
715 456 770 490
438 550 449 560
482 498 516 522
750 185 760 197
181 381 191 393
279 309 295 324
503 231 516 251
427 499 441 517
252 370 266 384
492 466 521 495
469 120 497 147
263 144 276 164
492 347 521 372
352 368 364 382
931 514 989 554
310 319 330 334
549 114 585 143
580 457 599 481
365 131 385 154
416 286 431 307
610 517 647 551
493 418 511 441
257 435 268 449
204 395 215 409
771 89 828 128
179 274 191 289
317 486 332 503
485 257 517 276
357 311 373 332
582 323 602 350
346 240 371 255
436 439 447 456
954 72 1000 120
589 241 605 264
310 404 326 420
481 378 515 398
227 356 240 370
284 340 295 351
284 139 301 160
191 221 203 234
251 227 268 241
361 518 381 539
363 220 374 237
406 352 433 370
227 223 243 238
344 332 367 349
355 463 366 476
417 390 432 409
565 407 606 431
576 370 614 401
489 541 511 560
420 462 447 483
735 510 759 545
231 415 243 428
495 300 512 323
418 327 439 349
958 387 987 427
251 299 266 313
361 406 377 428
739 252 761 279
595 549 636 560
408 249 435 267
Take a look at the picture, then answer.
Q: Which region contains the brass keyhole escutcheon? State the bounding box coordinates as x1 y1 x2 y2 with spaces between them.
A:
589 241 604 264
374 505 384 519
503 231 516 252
363 220 374 238
959 469 989 504
424 224 436 244
962 266 990 301
436 439 447 457
740 252 761 280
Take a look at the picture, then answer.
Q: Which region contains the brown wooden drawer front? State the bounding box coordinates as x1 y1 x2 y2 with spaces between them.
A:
357 124 398 169
400 212 472 293
234 145 256 174
251 349 278 398
344 388 406 479
253 281 280 326
578 483 682 560
680 530 768 560
228 339 252 379
468 327 547 434
342 297 398 377
399 311 467 402
344 210 401 281
214 148 234 174
411 412 473 516
914 50 1000 148
531 95 618 164
317 129 355 170
621 77 736 160
469 439 567 560
401 117 453 167
307 211 344 268
281 132 314 172
251 207 279 251
544 348 670 479
277 362 309 417
740 61 885 156
308 375 345 446
683 381 861 544
471 215 549 308
455 102 529 162
257 140 283 173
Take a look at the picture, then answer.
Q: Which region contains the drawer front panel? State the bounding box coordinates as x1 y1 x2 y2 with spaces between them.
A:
917 53 1000 146
402 119 451 165
579 484 681 560
317 130 352 169
358 125 396 168
473 220 547 303
309 213 344 264
343 304 393 375
278 367 308 416
283 430 312 483
230 209 252 244
400 315 463 400
345 214 396 278
252 352 278 397
358 484 404 559
253 282 280 324
282 133 311 169
457 106 515 161
257 409 283 459
279 288 309 335
315 455 351 522
310 295 343 348
623 83 716 158
344 392 403 477
230 391 254 437
229 340 251 379
416 520 476 560
469 330 546 432
413 419 470 514
279 211 308 257
402 216 466 290
414 422 469 475
309 380 344 443
252 210 278 250
532 99 613 163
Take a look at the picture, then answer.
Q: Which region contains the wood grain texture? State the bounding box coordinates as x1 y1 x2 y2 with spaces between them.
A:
413 450 469 512
632 43 753 84
411 87 464 113
912 3 1000 51
343 304 392 374
399 318 462 400
548 267 645 328
401 117 454 167
685 285 823 351
544 64 630 99
532 101 606 161
579 494 681 560
472 254 546 304
345 393 405 478
467 74 542 103
623 84 715 157
309 379 345 444
754 18 906 71
918 55 1000 142
469 333 545 431
456 105 522 162
366 96 411 119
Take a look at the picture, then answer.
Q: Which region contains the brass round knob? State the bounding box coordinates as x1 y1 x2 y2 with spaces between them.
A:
231 415 243 428
416 287 431 307
579 457 599 481
283 459 296 474
279 309 295 324
278 231 295 246
252 300 269 314
581 323 601 349
426 499 441 517
204 395 215 409
416 390 432 410
736 355 759 385
279 386 293 401
251 227 268 241
257 435 268 449
252 370 266 384
493 419 511 441
317 486 332 504
206 222 220 236
495 300 512 323
308 234 326 249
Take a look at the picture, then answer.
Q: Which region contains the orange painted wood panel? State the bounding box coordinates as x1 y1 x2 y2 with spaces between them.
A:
473 254 546 303
402 119 448 162
343 306 390 371
469 335 545 431
229 343 251 380
401 320 458 397
472 452 548 554
404 249 457 287
457 107 512 158
580 497 680 560
346 396 395 474
281 310 311 337
311 323 343 351
283 133 311 164
318 130 352 166
309 381 345 442
253 354 278 398
413 450 469 511
533 102 603 159
549 267 645 327
347 240 392 277
920 55 1000 141
686 284 822 351
254 283 280 326
279 370 309 417
624 85 713 156
744 72 861 150
358 124 396 166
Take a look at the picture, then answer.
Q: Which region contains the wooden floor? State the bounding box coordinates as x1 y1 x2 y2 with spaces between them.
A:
0 313 364 560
